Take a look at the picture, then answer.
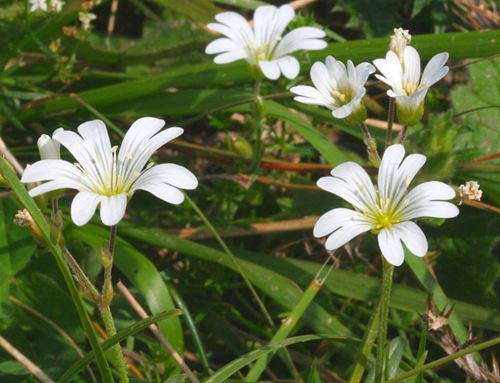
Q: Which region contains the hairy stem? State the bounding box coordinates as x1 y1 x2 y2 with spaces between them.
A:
248 79 265 173
374 259 395 383
385 98 395 148
100 225 129 383
360 122 380 167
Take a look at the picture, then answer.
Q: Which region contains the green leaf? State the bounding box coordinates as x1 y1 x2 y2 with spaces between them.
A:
66 224 185 353
386 337 405 379
58 309 182 382
0 157 114 383
205 334 356 383
0 198 36 303
264 100 362 165
119 224 353 338
452 58 500 154
148 0 220 23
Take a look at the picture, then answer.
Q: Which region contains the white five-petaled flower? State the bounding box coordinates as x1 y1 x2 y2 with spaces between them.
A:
205 5 327 80
21 118 198 227
29 0 48 12
373 46 449 126
290 56 375 121
313 144 459 266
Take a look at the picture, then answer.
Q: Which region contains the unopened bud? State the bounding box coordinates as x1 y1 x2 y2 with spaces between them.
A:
390 28 411 60
457 181 482 204
37 133 61 160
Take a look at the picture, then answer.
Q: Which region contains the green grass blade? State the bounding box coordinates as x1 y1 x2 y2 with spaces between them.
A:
245 276 326 381
205 334 357 383
0 157 114 383
58 309 182 382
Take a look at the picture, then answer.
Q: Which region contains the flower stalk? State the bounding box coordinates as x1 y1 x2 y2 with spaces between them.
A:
375 258 395 383
359 122 380 167
249 79 266 172
385 98 395 148
99 225 129 383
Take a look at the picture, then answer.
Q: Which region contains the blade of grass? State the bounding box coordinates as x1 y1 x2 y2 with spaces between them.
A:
0 157 114 382
245 258 334 381
58 310 182 383
205 334 358 383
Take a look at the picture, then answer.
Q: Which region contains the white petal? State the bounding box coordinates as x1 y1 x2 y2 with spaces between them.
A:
402 46 421 89
325 222 370 250
214 50 247 64
310 61 334 102
275 27 326 55
119 117 165 159
393 221 428 257
291 85 330 107
134 164 198 191
21 160 82 183
205 38 240 54
136 182 185 205
378 228 404 266
313 208 366 238
28 180 82 197
100 193 127 226
400 201 459 220
71 191 101 226
373 51 403 91
330 161 377 205
277 56 300 79
332 104 353 119
259 60 280 80
77 120 112 175
391 153 427 205
377 144 405 202
421 52 449 87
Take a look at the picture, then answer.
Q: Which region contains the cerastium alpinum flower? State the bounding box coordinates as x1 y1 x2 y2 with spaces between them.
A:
291 56 375 122
205 4 327 80
313 144 459 266
21 117 198 227
373 40 449 127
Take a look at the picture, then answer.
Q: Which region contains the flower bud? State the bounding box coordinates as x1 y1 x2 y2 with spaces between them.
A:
457 181 482 204
37 134 60 160
390 28 411 60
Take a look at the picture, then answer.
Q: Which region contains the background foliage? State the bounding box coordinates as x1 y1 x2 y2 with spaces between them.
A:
0 0 499 382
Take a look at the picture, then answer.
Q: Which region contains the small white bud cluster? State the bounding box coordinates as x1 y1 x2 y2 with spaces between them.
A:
457 181 483 203
389 28 411 60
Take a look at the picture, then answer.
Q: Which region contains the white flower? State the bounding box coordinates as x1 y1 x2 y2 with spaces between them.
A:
389 28 411 59
313 144 459 266
49 0 64 12
37 128 63 160
29 0 48 12
79 12 97 31
21 118 198 227
373 46 449 125
290 56 375 121
205 4 327 80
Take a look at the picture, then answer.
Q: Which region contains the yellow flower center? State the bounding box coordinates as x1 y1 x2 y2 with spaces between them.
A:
404 82 418 95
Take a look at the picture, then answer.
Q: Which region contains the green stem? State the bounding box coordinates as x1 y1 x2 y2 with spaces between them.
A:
397 126 408 144
385 98 395 148
100 225 129 383
248 79 265 173
375 259 394 383
387 335 500 383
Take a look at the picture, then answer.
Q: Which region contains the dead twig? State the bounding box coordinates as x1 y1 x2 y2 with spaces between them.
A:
0 336 55 383
116 281 200 383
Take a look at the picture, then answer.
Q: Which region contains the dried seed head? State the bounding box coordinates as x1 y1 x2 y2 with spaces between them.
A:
458 181 483 203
